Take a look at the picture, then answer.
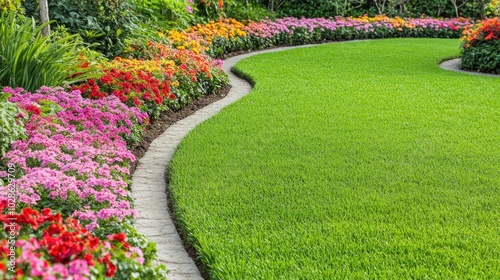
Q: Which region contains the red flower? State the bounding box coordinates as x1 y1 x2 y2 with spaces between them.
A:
133 97 142 106
24 104 42 115
17 207 42 229
100 75 113 84
84 253 95 266
105 261 117 277
109 233 127 242
41 208 62 223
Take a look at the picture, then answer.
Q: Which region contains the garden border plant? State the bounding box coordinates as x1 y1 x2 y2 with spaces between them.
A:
460 18 500 73
460 0 500 74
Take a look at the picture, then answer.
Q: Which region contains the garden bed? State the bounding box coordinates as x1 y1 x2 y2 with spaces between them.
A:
0 12 486 279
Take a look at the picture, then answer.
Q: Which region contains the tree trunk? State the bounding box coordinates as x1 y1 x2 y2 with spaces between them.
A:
40 0 50 36
451 0 459 17
450 0 468 18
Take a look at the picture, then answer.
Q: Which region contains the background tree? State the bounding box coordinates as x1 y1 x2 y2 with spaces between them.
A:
449 0 469 17
39 0 50 36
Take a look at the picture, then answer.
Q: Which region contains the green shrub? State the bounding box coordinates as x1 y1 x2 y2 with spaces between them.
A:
272 0 487 19
461 40 500 73
0 92 25 157
131 0 196 30
23 0 137 57
0 12 96 92
225 1 271 21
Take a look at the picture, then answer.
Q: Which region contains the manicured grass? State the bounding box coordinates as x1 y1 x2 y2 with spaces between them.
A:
168 39 500 279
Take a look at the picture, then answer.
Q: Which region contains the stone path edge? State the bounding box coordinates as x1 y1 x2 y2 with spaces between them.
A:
130 43 325 280
440 58 500 77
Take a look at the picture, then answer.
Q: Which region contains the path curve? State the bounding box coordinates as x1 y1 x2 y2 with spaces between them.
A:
440 58 500 77
131 45 316 279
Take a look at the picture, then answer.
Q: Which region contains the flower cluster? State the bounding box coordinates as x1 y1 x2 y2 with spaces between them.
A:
169 18 247 53
1 86 147 231
73 59 177 119
0 203 144 279
461 17 500 46
165 16 472 58
82 41 228 119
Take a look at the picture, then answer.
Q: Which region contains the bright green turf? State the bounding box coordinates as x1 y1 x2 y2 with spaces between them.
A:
167 39 500 279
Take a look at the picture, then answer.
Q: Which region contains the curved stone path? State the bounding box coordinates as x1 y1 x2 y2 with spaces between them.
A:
440 58 500 77
131 45 314 279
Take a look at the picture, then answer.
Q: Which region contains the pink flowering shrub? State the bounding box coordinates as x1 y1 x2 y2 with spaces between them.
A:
0 86 165 278
0 87 147 230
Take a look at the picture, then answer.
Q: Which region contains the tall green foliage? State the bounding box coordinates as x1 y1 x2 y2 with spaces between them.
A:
0 12 95 92
225 1 271 20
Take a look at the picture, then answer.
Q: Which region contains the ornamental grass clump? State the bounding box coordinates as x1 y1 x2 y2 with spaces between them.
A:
460 17 500 73
0 12 97 92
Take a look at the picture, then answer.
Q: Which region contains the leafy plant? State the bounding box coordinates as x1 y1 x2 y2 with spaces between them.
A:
194 0 234 21
23 0 137 57
224 1 271 21
0 12 97 92
485 0 500 16
0 0 23 13
0 91 25 157
132 0 197 30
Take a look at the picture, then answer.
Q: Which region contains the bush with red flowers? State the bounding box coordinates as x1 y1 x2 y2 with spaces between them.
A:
460 17 500 73
0 202 164 279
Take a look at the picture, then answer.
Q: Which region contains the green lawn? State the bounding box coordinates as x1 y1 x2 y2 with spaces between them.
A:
167 39 500 279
